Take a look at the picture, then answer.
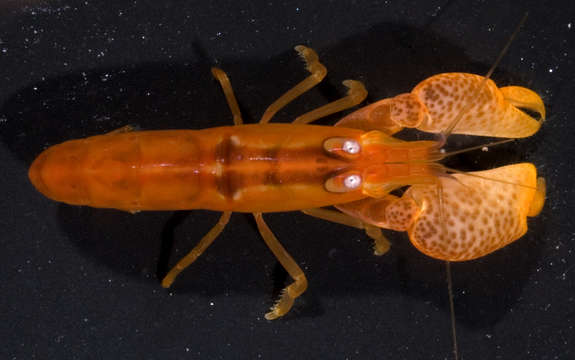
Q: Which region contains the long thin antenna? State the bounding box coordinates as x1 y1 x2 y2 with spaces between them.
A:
446 261 459 360
380 138 516 166
434 180 458 359
484 12 529 80
424 138 516 162
437 139 515 159
440 165 537 190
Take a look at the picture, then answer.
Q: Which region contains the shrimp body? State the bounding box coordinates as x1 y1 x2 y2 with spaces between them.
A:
28 124 438 213
28 45 546 320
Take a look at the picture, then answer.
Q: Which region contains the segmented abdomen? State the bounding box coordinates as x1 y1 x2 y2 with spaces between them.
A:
29 130 203 211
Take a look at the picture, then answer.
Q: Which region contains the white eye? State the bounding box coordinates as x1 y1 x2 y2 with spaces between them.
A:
324 172 362 193
323 137 361 158
343 174 362 189
342 140 360 154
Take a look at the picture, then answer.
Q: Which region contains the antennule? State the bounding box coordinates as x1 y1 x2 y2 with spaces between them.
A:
431 138 516 161
440 164 537 190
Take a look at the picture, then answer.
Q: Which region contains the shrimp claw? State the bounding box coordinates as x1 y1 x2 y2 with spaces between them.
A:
405 163 545 261
337 73 544 138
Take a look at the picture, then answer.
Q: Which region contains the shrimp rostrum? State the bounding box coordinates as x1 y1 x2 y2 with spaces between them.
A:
28 45 546 319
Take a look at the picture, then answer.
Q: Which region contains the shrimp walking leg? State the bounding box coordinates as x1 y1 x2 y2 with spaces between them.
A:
253 212 308 320
292 79 368 124
211 67 243 125
260 45 327 123
257 45 367 124
301 208 390 255
162 211 232 288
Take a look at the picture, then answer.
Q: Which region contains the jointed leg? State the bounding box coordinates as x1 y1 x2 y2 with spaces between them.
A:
162 211 232 288
260 45 327 123
301 208 390 255
364 224 391 256
293 80 367 124
253 212 308 320
211 67 243 125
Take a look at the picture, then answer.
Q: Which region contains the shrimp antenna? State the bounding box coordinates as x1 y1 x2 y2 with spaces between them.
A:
446 261 458 360
438 164 537 190
391 139 515 164
438 12 529 146
428 138 516 162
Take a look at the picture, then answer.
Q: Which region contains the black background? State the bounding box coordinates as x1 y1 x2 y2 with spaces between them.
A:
1 0 574 359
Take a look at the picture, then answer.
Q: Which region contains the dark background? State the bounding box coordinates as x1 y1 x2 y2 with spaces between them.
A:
1 0 573 359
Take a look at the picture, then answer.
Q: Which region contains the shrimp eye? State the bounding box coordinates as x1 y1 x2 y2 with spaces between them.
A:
323 137 361 159
325 172 362 193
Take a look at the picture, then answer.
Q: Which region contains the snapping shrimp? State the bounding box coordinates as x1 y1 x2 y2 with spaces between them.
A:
28 43 545 321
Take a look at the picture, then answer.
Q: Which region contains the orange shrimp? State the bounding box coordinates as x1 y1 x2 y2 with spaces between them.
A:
28 43 545 322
